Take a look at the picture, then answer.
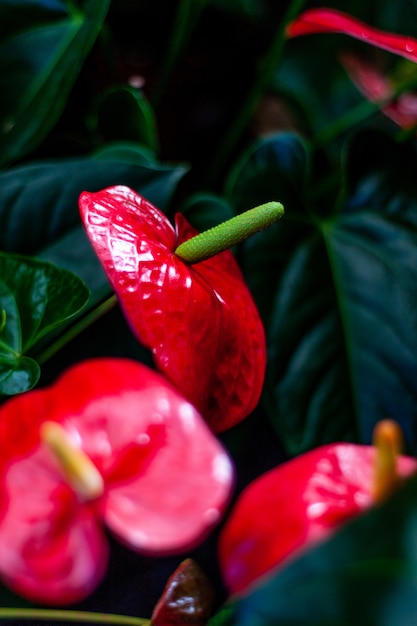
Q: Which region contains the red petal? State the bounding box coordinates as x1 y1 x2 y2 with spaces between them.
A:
287 9 417 63
0 358 233 601
0 448 107 605
340 51 417 130
218 443 417 594
68 360 234 553
173 214 266 431
79 186 266 432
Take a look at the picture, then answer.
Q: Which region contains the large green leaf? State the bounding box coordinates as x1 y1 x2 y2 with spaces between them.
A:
226 133 311 325
0 0 110 166
0 145 189 255
0 253 89 394
211 473 417 626
229 132 417 456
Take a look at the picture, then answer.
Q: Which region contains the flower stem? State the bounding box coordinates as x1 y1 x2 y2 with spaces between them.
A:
36 295 118 365
314 72 417 148
175 201 284 264
0 608 149 625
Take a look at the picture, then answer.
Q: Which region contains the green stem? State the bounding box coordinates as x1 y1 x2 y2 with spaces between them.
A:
314 72 417 148
151 0 209 107
36 295 118 365
204 0 307 187
0 608 149 625
175 201 284 263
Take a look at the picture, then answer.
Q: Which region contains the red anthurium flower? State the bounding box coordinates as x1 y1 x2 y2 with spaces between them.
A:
79 186 267 433
340 51 417 130
287 8 417 63
218 421 417 595
0 358 233 605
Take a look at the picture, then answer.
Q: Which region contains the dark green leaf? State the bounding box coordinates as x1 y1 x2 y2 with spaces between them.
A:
97 87 159 154
0 355 40 395
0 148 189 254
0 0 111 165
212 473 417 626
230 132 417 456
0 0 68 40
228 133 311 324
208 0 268 20
0 252 89 352
225 132 310 212
181 192 235 231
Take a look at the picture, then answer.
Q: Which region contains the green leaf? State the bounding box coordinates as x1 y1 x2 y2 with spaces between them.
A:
97 87 160 154
230 132 417 456
227 133 311 324
225 131 309 212
0 252 89 351
180 192 235 231
0 0 111 166
0 356 40 396
212 473 417 626
0 253 89 394
0 147 189 255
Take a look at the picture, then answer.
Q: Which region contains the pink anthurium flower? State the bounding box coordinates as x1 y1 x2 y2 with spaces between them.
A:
287 9 417 133
287 8 417 63
218 420 417 595
79 185 268 433
0 358 234 605
339 51 417 130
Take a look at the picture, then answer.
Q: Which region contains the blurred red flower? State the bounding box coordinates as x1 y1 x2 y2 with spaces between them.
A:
287 8 417 131
0 358 233 604
219 431 417 595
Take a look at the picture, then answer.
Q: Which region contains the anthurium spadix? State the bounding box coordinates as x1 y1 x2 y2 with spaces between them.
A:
79 186 283 432
0 358 233 605
219 420 417 595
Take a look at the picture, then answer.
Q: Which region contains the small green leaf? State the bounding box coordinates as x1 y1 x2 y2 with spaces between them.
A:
0 280 20 352
0 355 40 395
0 253 89 353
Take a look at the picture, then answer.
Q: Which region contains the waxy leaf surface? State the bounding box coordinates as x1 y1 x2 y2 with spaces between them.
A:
0 253 89 394
231 132 417 455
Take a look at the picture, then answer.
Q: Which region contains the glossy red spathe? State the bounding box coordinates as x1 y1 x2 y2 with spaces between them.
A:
218 441 417 595
287 8 417 63
0 358 233 605
79 186 266 432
